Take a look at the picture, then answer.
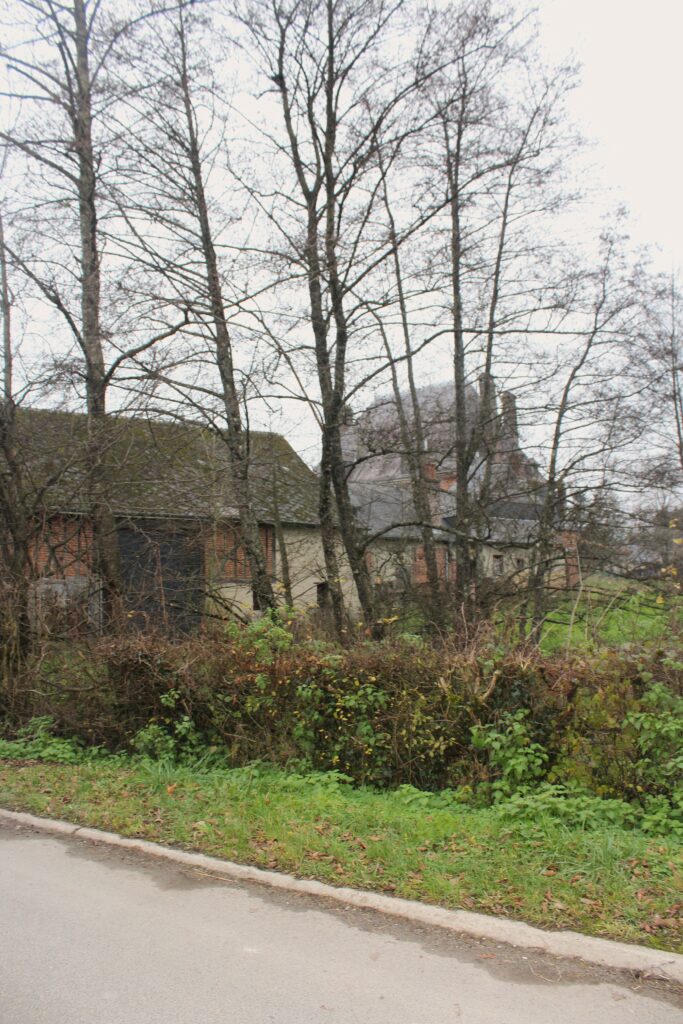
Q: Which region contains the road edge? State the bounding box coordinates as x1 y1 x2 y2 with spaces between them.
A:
2 805 682 985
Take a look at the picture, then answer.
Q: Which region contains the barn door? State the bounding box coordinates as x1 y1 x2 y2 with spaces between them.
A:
118 523 204 633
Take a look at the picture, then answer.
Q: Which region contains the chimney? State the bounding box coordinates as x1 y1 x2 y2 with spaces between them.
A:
341 403 355 426
478 372 497 450
340 404 357 467
500 392 519 450
478 372 496 406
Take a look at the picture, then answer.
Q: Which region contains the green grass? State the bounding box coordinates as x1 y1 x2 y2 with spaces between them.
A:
539 578 682 653
1 757 682 953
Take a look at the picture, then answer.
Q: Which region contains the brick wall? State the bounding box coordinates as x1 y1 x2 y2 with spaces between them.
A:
411 544 449 585
204 523 275 582
31 515 93 578
25 516 277 592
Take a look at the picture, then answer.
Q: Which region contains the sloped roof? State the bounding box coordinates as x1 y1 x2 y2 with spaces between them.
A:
344 381 480 481
342 380 548 542
7 408 319 526
350 478 421 540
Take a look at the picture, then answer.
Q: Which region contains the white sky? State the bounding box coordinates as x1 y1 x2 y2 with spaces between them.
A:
538 0 683 273
3 0 681 463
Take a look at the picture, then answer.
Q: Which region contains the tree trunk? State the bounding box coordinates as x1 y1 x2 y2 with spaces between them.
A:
318 454 346 638
177 9 275 612
445 112 473 615
0 226 32 681
379 168 445 625
73 0 120 627
271 467 294 608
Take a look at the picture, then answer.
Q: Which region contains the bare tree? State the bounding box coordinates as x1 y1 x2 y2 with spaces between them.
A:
631 273 683 489
412 6 578 613
520 230 645 626
0 212 89 675
114 2 277 609
335 5 579 625
0 206 28 676
0 0 193 623
234 0 463 629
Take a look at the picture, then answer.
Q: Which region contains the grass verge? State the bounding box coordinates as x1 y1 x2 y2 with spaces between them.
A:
539 577 682 653
1 757 682 953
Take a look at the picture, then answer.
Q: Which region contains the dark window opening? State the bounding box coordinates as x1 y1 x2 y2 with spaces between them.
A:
118 523 204 634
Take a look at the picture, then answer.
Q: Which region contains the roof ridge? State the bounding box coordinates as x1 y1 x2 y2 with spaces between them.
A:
16 405 284 440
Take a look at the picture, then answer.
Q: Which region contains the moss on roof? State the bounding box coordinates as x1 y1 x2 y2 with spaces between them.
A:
8 408 319 526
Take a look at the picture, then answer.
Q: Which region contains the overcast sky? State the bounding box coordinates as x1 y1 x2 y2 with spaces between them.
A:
538 0 683 272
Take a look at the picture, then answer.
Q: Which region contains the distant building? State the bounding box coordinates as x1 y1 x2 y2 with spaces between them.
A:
340 379 578 595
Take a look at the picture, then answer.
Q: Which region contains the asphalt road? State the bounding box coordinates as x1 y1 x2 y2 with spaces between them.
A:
1 823 681 1024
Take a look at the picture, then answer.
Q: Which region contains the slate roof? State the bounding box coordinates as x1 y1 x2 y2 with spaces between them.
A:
7 408 319 526
343 381 480 481
342 381 548 544
349 479 421 541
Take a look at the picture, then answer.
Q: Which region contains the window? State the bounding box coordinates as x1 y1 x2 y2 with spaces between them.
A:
492 554 504 577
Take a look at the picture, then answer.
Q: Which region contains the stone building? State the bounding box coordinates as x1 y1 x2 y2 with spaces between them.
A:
341 379 577 596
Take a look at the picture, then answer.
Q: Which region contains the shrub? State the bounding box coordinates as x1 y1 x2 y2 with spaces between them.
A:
1 623 682 831
471 710 548 800
0 715 88 764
